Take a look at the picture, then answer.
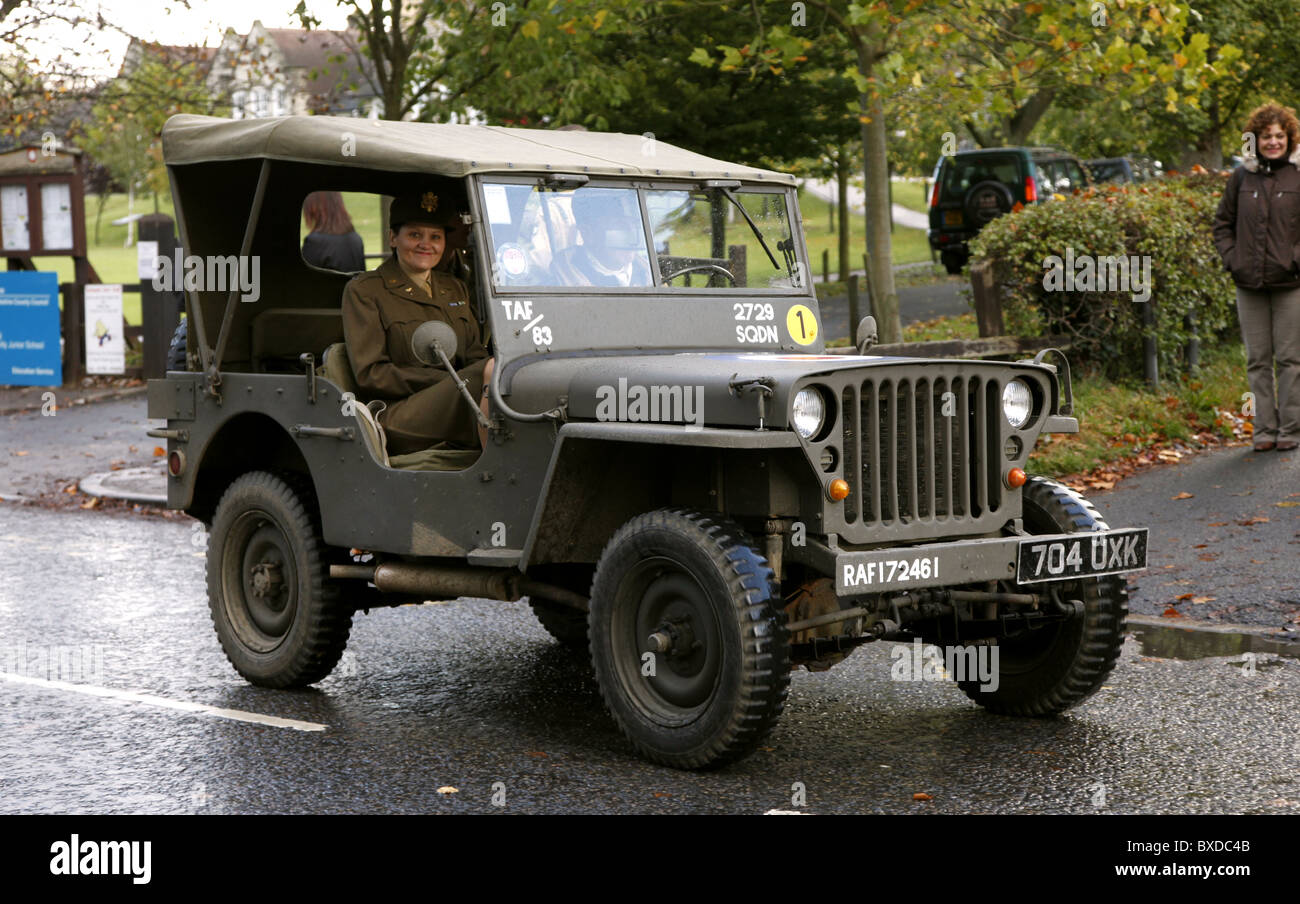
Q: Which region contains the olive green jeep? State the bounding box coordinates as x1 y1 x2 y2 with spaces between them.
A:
149 114 1146 769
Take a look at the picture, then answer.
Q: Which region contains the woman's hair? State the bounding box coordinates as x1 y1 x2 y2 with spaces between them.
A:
1245 102 1300 157
302 191 355 235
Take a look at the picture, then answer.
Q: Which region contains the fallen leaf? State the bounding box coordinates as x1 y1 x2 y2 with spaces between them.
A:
524 751 548 758
1192 596 1216 604
128 445 138 453
14 450 28 456
1175 593 1194 601
63 485 76 495
80 497 100 509
653 792 672 798
1172 492 1194 500
1198 553 1217 561
913 792 933 801
1237 516 1269 526
1208 521 1229 527
1162 607 1186 618
1276 502 1300 508
152 446 165 457
1193 544 1208 549
436 786 458 795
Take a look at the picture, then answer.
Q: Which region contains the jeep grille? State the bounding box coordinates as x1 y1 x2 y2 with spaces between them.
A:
840 375 1003 529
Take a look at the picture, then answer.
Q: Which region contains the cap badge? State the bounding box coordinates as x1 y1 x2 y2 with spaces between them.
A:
421 192 439 213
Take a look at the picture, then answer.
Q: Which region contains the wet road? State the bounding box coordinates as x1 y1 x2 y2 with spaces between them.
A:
1 503 1297 814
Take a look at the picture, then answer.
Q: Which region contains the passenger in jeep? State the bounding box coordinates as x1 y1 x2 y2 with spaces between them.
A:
551 189 654 287
342 192 494 454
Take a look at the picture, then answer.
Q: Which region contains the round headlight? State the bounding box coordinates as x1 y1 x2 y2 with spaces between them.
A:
792 388 825 439
1002 379 1032 429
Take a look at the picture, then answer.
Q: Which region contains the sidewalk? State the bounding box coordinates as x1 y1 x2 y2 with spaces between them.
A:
0 377 148 417
0 391 168 510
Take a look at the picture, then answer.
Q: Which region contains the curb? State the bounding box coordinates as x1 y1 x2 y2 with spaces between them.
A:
79 464 168 505
0 384 148 417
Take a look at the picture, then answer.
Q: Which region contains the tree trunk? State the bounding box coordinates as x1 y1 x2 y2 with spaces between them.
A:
1183 93 1225 170
835 148 850 282
857 44 899 343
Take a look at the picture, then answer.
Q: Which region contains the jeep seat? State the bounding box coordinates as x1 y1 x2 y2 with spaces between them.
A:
318 342 480 472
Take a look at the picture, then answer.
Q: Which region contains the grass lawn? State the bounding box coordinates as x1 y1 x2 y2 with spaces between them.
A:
797 188 933 279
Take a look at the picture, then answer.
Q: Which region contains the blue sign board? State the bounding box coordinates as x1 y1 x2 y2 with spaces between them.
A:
0 271 61 386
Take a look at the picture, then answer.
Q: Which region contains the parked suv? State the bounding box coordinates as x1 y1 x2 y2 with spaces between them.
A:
150 115 1145 769
929 147 1091 274
1085 156 1163 184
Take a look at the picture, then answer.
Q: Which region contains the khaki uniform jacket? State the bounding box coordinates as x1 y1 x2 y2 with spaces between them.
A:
342 256 489 453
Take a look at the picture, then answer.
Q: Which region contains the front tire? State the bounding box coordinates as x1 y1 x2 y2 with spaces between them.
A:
588 509 791 769
206 471 352 688
958 476 1128 715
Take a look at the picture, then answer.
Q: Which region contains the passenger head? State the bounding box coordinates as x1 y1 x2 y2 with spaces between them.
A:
389 192 459 276
570 190 644 266
302 191 355 235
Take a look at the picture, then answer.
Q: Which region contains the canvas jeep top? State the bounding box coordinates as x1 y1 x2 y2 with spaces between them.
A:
148 114 1147 769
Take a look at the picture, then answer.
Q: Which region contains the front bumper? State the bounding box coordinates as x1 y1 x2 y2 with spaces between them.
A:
789 528 1148 598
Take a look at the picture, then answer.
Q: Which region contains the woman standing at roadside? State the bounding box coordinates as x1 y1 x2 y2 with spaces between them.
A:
1213 102 1300 452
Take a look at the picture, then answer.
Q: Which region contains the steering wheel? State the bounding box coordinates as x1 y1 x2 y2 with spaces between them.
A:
663 263 737 286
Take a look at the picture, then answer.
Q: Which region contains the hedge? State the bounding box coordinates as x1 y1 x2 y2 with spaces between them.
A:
969 171 1236 378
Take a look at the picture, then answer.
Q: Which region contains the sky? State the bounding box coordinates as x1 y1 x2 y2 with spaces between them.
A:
26 0 356 79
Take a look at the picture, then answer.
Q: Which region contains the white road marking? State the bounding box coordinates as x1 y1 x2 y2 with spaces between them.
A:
0 671 327 731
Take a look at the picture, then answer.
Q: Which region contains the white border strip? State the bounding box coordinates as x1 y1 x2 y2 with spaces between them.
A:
0 671 327 731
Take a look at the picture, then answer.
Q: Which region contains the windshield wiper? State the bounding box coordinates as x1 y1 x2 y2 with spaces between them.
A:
704 180 782 272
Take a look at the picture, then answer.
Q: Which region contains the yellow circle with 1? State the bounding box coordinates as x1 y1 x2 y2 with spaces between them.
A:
786 304 818 346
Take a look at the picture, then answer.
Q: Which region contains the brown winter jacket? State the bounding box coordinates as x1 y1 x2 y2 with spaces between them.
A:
1213 147 1300 290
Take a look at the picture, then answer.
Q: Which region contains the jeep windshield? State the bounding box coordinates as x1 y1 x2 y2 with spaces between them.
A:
480 179 805 292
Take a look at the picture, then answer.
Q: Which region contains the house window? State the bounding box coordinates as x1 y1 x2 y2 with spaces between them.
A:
272 85 286 116
252 86 269 118
231 89 247 120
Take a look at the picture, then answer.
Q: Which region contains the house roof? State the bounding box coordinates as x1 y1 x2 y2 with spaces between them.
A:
160 114 796 183
263 28 369 101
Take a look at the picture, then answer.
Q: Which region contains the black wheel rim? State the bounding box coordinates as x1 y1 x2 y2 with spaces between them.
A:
222 509 299 654
611 556 722 726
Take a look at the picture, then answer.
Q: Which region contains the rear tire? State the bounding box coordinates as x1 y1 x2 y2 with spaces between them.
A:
588 508 791 769
528 597 589 649
206 471 352 688
958 476 1128 716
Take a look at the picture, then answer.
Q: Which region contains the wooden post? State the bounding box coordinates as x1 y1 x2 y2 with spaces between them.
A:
969 259 1004 337
138 213 181 379
822 249 829 285
60 281 85 385
847 274 861 336
1142 300 1159 391
1184 311 1199 374
727 244 747 288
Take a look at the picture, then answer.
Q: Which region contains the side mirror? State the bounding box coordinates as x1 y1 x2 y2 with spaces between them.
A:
855 315 878 354
411 320 458 366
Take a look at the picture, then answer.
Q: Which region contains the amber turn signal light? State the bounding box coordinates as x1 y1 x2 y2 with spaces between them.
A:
1006 467 1026 488
828 478 850 501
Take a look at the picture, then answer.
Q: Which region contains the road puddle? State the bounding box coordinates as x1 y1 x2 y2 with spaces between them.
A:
1129 621 1300 661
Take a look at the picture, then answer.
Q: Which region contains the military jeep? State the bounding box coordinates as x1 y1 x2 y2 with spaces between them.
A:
149 114 1146 769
